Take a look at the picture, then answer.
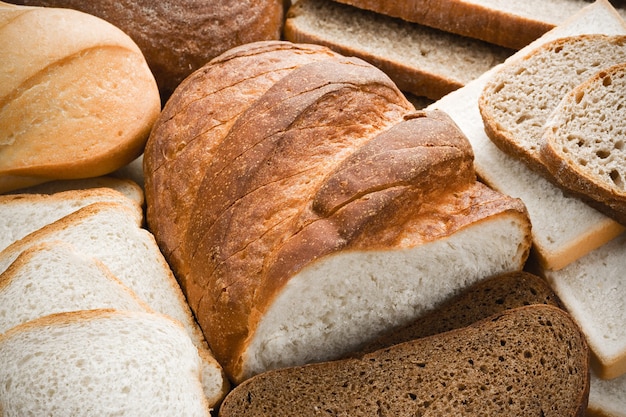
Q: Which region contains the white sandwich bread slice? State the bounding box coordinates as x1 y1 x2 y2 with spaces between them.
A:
0 309 212 417
0 201 228 406
333 0 626 49
588 369 626 417
429 0 626 271
0 241 151 334
543 232 626 380
540 62 626 224
0 187 142 253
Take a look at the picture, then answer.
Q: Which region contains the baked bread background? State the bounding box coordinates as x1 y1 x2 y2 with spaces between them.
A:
2 0 625 415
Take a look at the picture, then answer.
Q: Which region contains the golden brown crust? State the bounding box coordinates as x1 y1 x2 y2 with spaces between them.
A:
332 0 555 49
18 0 286 99
145 41 531 383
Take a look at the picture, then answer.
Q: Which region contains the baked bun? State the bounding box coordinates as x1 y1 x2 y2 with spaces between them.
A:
144 41 532 383
15 0 286 99
0 2 160 193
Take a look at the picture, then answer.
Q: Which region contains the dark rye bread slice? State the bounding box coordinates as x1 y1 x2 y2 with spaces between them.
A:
358 271 563 354
218 304 590 417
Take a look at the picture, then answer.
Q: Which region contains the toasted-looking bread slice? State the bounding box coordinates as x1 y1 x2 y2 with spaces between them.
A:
219 305 589 417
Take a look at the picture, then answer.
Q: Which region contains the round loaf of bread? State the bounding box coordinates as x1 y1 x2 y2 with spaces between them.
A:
15 0 286 99
144 41 532 383
0 2 160 193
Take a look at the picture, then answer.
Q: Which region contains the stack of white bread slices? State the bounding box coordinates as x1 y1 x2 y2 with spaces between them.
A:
425 1 626 415
0 178 229 415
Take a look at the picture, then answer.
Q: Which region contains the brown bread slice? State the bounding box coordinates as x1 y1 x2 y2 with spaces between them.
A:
358 271 563 354
218 304 590 417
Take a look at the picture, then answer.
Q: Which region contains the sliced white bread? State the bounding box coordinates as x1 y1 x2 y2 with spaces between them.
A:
542 232 626 380
0 309 211 417
334 0 626 49
0 187 142 253
284 0 513 100
588 369 626 417
429 0 626 271
12 175 144 206
0 201 228 407
0 241 151 334
540 62 626 224
478 34 626 179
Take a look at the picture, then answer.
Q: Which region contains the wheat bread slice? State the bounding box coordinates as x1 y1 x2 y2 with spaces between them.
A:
358 271 562 354
479 34 626 177
0 201 229 407
540 62 626 224
0 241 151 333
429 0 626 271
218 305 590 417
284 0 513 100
0 309 211 417
0 187 142 253
333 0 626 49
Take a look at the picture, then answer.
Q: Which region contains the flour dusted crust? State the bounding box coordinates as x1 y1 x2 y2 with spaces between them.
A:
144 41 532 383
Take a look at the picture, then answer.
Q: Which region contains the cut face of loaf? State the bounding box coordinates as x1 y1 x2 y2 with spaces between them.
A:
144 40 532 383
541 62 626 224
0 2 160 192
479 34 626 176
0 310 211 417
218 305 590 417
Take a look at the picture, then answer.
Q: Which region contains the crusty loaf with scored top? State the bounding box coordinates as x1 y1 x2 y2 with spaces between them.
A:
144 40 532 383
0 2 160 193
541 62 626 225
218 305 589 417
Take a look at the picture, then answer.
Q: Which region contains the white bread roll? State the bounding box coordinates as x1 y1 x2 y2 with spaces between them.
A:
0 2 160 193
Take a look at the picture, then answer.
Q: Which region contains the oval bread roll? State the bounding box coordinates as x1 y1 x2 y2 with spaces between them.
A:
0 2 160 193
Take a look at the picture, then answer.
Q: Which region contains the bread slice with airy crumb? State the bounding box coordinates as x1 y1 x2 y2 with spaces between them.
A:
0 201 229 407
588 369 626 417
218 305 590 417
0 309 211 417
0 241 151 333
541 62 626 224
0 187 142 253
479 34 626 178
358 271 562 354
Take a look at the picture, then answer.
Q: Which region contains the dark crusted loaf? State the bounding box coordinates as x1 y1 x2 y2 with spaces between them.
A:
218 304 589 417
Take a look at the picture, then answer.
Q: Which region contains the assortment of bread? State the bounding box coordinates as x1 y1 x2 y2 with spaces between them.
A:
1 0 625 416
